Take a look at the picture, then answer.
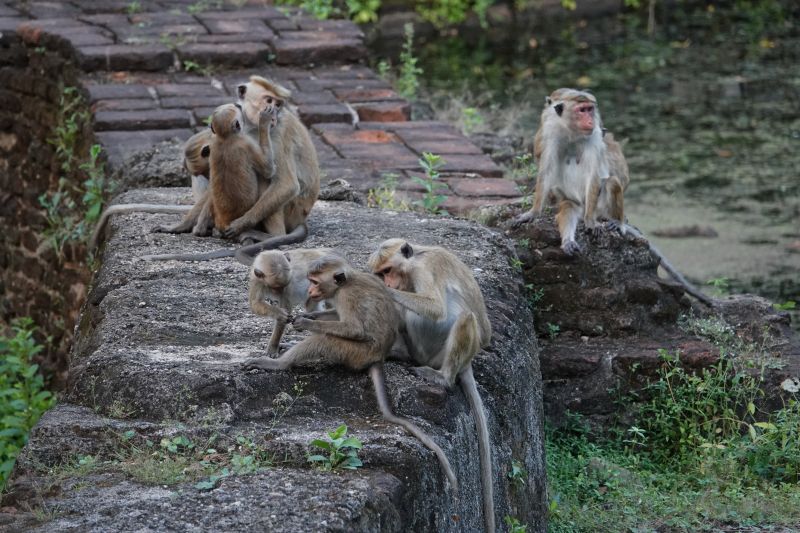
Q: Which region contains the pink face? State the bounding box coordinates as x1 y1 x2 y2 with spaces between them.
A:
573 102 595 134
375 262 403 290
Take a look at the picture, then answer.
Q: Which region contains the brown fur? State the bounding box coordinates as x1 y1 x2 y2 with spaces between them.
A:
368 239 496 533
242 254 458 490
515 88 630 255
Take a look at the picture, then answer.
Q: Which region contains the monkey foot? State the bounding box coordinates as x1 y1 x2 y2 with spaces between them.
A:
561 241 581 256
584 225 602 238
412 366 454 389
510 212 534 228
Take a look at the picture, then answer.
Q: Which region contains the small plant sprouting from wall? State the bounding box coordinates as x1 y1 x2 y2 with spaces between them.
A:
40 87 111 259
397 23 423 101
0 318 56 489
413 152 448 214
307 424 363 471
367 173 410 211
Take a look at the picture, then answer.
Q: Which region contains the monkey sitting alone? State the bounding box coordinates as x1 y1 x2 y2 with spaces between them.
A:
513 88 629 255
242 254 458 491
369 239 496 533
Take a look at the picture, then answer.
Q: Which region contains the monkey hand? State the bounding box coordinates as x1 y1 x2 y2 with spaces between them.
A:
291 317 314 331
221 219 249 239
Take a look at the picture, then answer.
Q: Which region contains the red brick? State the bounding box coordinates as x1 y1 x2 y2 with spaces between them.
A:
195 34 272 44
296 18 363 37
336 143 420 167
77 44 173 72
177 42 271 68
298 103 354 125
321 129 400 145
403 139 483 156
394 127 463 142
439 155 503 177
333 87 400 102
94 109 191 131
352 101 411 122
445 177 522 198
358 120 456 131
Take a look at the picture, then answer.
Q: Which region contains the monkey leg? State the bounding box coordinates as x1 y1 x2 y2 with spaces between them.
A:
413 311 480 389
192 196 213 236
583 178 601 236
243 334 327 371
555 199 582 255
267 317 288 356
605 176 626 235
239 210 286 244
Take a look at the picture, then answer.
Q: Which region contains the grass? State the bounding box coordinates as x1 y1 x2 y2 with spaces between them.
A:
547 313 800 531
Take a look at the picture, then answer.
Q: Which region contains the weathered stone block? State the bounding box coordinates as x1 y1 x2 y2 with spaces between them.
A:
85 83 152 101
77 44 173 72
352 101 411 122
272 36 365 65
94 109 191 131
177 42 271 68
297 103 353 124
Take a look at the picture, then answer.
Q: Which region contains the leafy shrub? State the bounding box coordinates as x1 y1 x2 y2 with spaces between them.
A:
0 318 55 488
308 424 363 471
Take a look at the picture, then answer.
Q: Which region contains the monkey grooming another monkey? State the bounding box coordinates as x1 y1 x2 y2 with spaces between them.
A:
369 239 496 533
513 88 627 255
144 76 320 262
242 255 458 491
243 248 334 355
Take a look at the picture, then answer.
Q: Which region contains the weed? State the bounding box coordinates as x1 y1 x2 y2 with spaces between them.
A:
524 283 544 310
376 59 390 80
187 0 222 14
181 59 213 76
508 459 527 488
461 107 484 134
80 144 108 227
412 152 448 214
308 424 363 471
34 46 46 54
546 322 560 340
126 1 141 14
159 33 189 50
397 23 422 101
509 153 538 182
367 173 410 211
346 0 380 23
518 237 530 249
0 318 55 489
48 87 88 174
509 257 523 271
504 515 527 532
107 400 136 419
268 379 305 433
276 0 339 19
707 276 730 296
773 300 796 311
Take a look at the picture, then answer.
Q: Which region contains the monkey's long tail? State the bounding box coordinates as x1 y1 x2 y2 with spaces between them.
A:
142 223 307 263
460 365 495 533
90 204 193 252
624 224 715 307
368 364 459 492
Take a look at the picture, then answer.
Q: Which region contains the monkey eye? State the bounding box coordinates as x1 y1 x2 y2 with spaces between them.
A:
275 100 283 108
266 97 273 104
377 267 391 278
578 104 594 114
234 103 242 110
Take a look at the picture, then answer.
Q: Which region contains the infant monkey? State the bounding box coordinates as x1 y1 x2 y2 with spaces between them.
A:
243 254 458 490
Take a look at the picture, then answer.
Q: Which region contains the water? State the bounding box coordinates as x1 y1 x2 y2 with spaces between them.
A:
375 3 800 307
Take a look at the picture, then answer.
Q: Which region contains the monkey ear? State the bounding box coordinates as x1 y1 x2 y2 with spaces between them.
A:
545 96 552 105
209 123 215 134
237 84 247 99
400 242 413 259
254 268 265 279
554 103 564 116
200 145 210 158
333 271 347 286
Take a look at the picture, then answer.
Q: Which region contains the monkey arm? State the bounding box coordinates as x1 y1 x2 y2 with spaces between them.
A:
293 317 370 342
249 284 288 320
258 111 276 177
388 288 446 322
222 157 300 239
297 309 339 321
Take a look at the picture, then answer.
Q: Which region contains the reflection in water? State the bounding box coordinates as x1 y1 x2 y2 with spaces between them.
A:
375 4 799 307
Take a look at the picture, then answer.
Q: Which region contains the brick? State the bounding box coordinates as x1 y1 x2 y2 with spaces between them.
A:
0 17 25 32
290 90 339 105
129 13 198 26
352 101 411 122
402 139 483 156
298 103 353 125
272 37 365 65
177 42 270 68
42 26 115 47
18 18 87 30
312 122 354 135
155 83 226 97
160 95 230 109
77 14 129 27
96 128 193 167
200 8 285 20
78 44 173 72
85 83 152 101
358 120 457 131
26 4 80 18
333 87 400 102
94 98 158 111
438 154 503 177
296 76 389 92
194 33 272 45
321 128 400 145
76 0 159 15
312 65 376 79
440 195 517 215
94 109 191 131
193 107 217 125
0 6 21 17
336 143 419 167
266 18 298 32
200 18 274 38
296 18 363 38
445 177 522 197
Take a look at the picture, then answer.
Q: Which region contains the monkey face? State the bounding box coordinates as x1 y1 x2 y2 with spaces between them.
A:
209 104 243 138
370 239 413 291
307 268 346 301
571 100 596 134
183 130 212 176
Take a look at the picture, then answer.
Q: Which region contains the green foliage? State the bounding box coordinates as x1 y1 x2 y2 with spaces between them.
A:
126 1 141 15
508 459 527 488
80 144 108 227
307 424 363 471
546 322 560 340
182 60 213 76
412 152 448 214
346 0 380 23
0 318 55 488
504 515 527 532
367 173 410 211
773 300 796 311
707 276 730 296
48 87 88 174
560 0 576 10
460 107 483 134
276 0 339 19
186 0 222 15
524 283 543 310
397 23 423 101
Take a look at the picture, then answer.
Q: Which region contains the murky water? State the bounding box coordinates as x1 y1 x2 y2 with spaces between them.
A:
373 3 800 309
